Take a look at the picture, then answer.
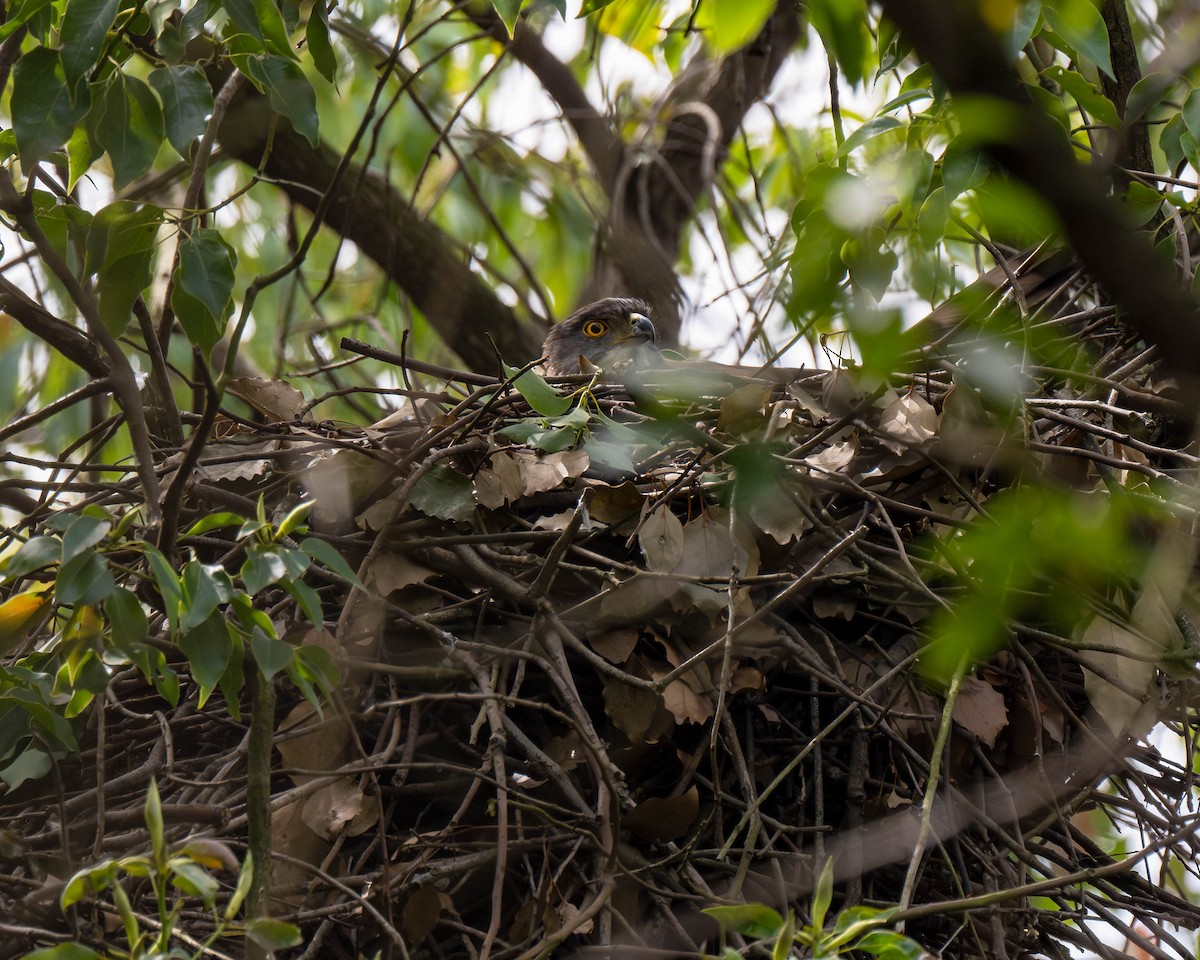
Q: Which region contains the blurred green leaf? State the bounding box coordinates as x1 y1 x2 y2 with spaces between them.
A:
695 0 774 55
1042 0 1114 79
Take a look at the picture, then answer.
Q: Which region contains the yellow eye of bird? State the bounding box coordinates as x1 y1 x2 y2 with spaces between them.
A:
582 320 608 338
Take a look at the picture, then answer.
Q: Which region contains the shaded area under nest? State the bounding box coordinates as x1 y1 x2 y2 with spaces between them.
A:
4 255 1200 960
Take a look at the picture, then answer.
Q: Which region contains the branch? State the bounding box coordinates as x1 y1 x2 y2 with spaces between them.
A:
0 276 110 378
585 4 803 339
467 9 626 194
214 85 544 374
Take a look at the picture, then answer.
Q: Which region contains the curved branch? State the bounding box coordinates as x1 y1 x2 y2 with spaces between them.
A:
215 87 544 373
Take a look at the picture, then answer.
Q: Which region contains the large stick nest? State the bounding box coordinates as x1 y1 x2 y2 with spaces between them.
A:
3 251 1200 960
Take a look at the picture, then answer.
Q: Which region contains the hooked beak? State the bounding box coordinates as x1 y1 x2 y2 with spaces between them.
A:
628 312 657 344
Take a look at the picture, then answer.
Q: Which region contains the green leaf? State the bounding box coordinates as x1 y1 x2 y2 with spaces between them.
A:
66 124 96 190
169 858 220 907
148 64 215 156
21 943 104 960
304 6 337 82
809 0 869 87
508 366 572 416
0 747 51 791
61 514 110 563
701 903 785 938
695 0 775 55
772 911 796 960
1042 0 1114 79
855 929 927 959
90 73 166 188
1043 65 1119 128
57 551 115 605
226 850 254 920
86 201 165 334
105 587 149 648
3 535 62 579
61 859 120 909
145 778 165 862
240 54 320 146
242 546 287 596
274 500 314 539
1125 73 1175 125
300 537 364 588
0 0 52 42
12 47 91 167
837 116 901 159
60 0 119 96
245 917 303 950
180 562 230 630
812 858 834 932
172 228 237 352
184 511 249 536
408 464 477 522
251 626 294 680
491 0 526 35
224 0 298 58
578 0 616 14
283 578 323 627
143 543 183 631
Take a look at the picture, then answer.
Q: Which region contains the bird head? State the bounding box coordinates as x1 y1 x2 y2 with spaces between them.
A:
542 297 660 376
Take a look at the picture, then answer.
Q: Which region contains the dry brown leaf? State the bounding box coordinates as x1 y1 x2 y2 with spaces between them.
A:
638 507 684 572
807 436 858 474
533 508 598 531
368 552 436 594
747 473 811 545
658 675 714 725
490 451 527 502
728 663 765 694
228 376 307 421
670 511 759 618
717 382 772 432
402 884 444 943
276 702 352 786
269 799 331 908
878 390 938 453
952 676 1008 747
473 467 506 509
544 733 586 771
301 778 366 840
589 627 640 664
589 480 643 526
622 785 699 842
603 676 661 742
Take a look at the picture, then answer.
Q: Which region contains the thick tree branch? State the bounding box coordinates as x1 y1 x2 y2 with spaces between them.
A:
1100 0 1153 180
586 4 803 339
0 276 110 378
876 0 1200 415
468 10 625 195
215 88 544 374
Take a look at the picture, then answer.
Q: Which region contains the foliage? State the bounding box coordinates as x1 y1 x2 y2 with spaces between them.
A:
23 781 300 960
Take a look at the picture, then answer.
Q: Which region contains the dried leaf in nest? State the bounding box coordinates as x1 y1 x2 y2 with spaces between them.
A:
639 507 684 571
622 785 700 842
1077 581 1184 738
877 390 938 454
227 376 307 421
951 676 1008 748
